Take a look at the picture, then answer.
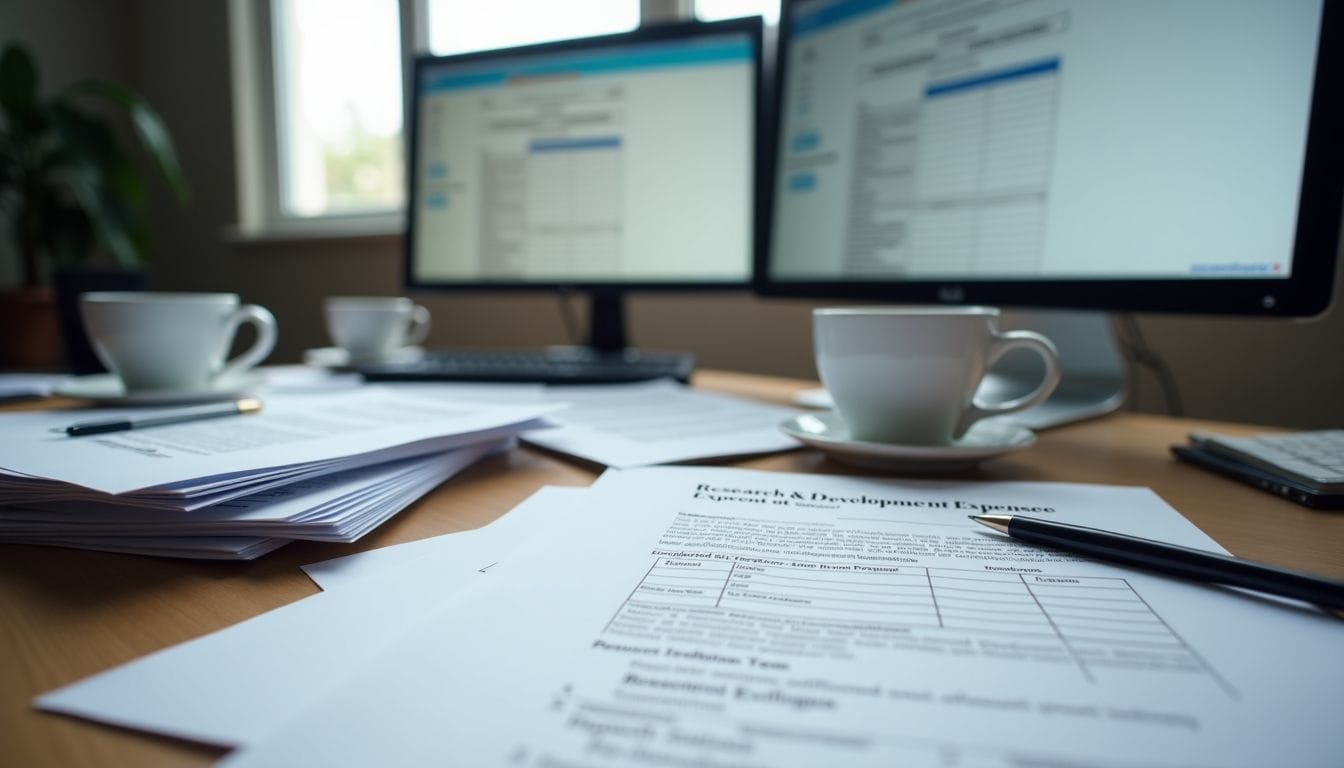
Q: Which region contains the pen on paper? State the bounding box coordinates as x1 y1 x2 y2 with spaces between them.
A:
972 513 1344 613
60 398 263 437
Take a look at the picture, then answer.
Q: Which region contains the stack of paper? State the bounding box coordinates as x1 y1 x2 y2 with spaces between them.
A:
0 387 557 558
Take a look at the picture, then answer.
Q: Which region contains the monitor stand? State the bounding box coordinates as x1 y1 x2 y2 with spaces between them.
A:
794 310 1127 430
586 289 632 352
537 289 696 382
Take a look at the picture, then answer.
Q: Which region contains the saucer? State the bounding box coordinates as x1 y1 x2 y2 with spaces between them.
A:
53 371 267 406
302 346 425 369
780 411 1036 473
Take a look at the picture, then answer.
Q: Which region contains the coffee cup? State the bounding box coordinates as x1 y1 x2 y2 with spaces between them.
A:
324 296 431 361
814 306 1061 446
80 292 278 393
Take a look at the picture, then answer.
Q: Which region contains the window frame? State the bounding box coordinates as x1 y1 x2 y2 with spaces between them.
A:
228 0 720 240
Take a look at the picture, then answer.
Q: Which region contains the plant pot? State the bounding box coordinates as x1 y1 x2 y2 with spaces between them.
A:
54 269 147 374
0 287 63 370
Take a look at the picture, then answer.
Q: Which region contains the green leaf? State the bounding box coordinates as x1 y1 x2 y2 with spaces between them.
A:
0 44 38 130
55 161 142 270
66 80 190 203
49 102 148 211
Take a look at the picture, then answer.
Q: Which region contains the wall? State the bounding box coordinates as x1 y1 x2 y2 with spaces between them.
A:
12 0 1344 429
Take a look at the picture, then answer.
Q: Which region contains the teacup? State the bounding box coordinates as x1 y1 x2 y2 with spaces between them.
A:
324 296 431 361
814 306 1060 446
80 292 278 392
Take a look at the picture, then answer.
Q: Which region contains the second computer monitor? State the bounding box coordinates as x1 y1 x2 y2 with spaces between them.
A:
405 18 761 349
757 0 1343 317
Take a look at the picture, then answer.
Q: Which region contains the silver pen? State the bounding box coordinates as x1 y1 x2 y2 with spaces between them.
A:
62 398 263 437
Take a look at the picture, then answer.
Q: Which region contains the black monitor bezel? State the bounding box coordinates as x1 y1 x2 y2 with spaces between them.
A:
404 16 764 294
753 0 1344 317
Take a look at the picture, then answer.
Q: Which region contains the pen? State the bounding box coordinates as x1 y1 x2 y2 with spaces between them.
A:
971 514 1344 613
62 398 263 436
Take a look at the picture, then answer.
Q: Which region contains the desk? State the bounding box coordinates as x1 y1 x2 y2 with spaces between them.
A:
3 370 1342 767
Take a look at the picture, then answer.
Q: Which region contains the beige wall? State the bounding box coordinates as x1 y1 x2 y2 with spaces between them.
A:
8 0 1344 429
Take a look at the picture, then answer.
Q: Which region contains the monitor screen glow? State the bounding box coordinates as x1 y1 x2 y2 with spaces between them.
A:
758 0 1343 316
407 21 759 290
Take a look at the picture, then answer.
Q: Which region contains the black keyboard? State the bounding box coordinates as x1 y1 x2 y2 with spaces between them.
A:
356 347 695 384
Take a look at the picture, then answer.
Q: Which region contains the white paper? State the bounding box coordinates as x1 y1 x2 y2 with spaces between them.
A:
5 533 290 560
301 486 586 590
0 373 66 401
34 486 585 745
0 442 502 539
526 380 802 466
0 387 557 496
222 467 1344 768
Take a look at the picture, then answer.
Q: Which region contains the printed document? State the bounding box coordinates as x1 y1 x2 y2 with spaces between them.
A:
223 467 1344 767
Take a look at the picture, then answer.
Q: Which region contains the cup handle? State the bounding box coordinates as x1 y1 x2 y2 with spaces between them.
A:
955 329 1061 437
403 304 431 347
216 304 278 383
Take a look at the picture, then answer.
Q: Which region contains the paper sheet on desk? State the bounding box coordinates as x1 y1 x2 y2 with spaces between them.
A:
34 486 586 745
222 467 1344 768
526 379 803 467
0 373 66 401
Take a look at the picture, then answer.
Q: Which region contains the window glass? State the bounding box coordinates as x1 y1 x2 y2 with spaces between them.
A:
272 0 404 217
268 0 643 221
425 0 640 56
695 0 778 25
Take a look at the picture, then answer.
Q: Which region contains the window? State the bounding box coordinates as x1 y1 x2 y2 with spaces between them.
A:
236 0 777 233
424 0 639 56
271 0 405 218
695 0 778 25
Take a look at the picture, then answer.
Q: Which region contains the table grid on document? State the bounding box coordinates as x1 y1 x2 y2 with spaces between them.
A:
617 556 1233 693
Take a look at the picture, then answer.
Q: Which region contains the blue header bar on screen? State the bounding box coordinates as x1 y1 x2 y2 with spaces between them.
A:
422 36 753 93
794 0 894 38
530 136 622 152
926 58 1060 97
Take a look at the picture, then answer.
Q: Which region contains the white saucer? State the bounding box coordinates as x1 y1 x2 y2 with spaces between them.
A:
53 371 267 406
302 346 425 368
780 411 1036 473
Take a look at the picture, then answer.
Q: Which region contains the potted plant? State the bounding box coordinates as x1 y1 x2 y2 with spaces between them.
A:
0 41 189 370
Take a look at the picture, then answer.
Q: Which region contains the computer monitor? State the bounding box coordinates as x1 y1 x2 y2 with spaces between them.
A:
405 17 762 354
756 0 1343 424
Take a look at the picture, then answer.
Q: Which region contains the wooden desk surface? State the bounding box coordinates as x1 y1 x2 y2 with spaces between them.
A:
3 370 1342 767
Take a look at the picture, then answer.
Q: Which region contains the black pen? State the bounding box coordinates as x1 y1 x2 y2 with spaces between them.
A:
971 514 1344 612
62 398 263 436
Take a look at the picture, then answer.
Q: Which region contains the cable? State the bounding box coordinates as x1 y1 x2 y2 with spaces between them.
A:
556 288 583 346
1115 314 1184 417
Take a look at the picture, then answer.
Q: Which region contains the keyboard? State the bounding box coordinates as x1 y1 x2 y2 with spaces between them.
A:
1190 429 1344 490
356 347 695 385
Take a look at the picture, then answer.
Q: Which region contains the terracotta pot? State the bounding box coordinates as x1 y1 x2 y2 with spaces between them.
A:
0 287 63 370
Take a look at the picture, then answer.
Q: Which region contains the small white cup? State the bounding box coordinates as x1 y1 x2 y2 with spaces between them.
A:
324 296 431 361
814 306 1061 446
80 292 278 393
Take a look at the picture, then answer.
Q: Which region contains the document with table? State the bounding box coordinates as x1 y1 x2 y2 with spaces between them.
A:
37 467 1343 767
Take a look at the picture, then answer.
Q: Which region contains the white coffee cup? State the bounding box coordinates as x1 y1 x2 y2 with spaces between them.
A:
80 292 278 393
814 306 1061 446
324 296 431 361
